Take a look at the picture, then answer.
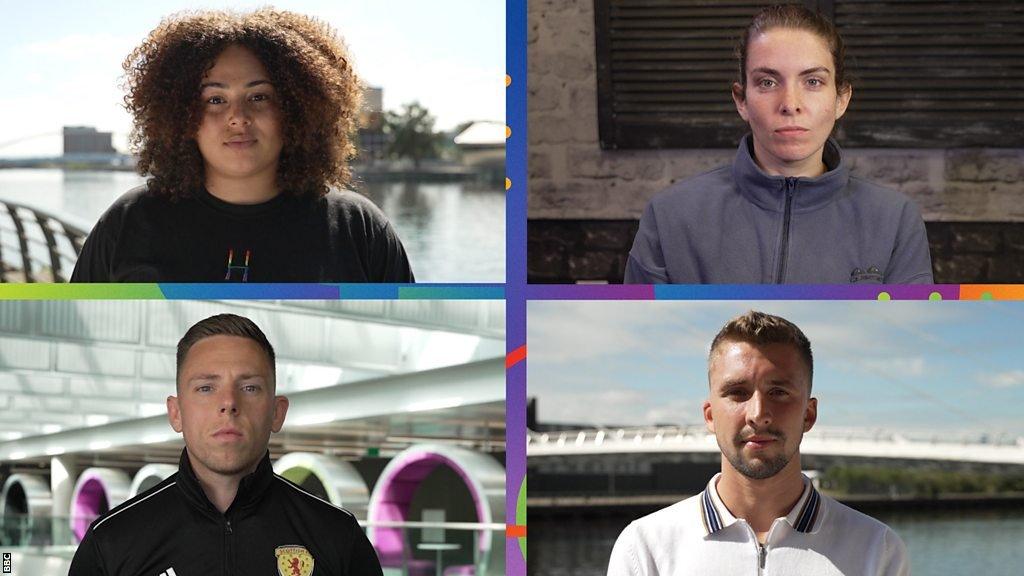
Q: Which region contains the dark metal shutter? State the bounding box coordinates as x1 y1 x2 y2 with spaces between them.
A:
594 0 1024 149
836 0 1024 147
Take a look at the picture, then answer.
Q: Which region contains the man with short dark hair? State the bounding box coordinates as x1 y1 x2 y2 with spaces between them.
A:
70 313 383 576
608 310 908 576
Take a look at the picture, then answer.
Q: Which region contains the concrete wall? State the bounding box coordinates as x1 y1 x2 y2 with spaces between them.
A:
527 0 1024 282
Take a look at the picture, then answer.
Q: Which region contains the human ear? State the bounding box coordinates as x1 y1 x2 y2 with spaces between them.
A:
803 397 818 433
703 399 715 434
167 395 183 433
271 395 290 433
835 85 853 120
732 82 749 122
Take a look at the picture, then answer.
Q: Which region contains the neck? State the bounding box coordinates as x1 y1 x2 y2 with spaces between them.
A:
715 455 805 540
187 452 258 514
751 140 827 178
205 166 280 205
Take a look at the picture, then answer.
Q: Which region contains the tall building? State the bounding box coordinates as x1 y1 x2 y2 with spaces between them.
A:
62 126 115 156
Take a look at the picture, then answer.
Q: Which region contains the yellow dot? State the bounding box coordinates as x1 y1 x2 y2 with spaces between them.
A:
505 74 511 87
928 292 942 301
505 178 512 190
876 291 891 301
506 125 511 139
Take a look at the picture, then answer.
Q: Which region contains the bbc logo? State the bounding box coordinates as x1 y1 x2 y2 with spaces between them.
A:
2 551 11 574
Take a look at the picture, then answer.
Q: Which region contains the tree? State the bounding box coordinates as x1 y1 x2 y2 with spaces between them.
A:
383 101 441 169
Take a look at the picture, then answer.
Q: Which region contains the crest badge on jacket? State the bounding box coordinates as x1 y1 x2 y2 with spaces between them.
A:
275 545 315 576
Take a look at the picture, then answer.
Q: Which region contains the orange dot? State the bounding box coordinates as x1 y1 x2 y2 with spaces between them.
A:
505 74 511 87
505 125 511 139
505 178 511 190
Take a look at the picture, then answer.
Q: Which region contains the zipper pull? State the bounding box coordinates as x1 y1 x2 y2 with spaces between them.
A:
759 544 767 569
225 519 233 534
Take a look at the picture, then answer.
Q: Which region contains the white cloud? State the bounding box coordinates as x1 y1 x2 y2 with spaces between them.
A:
534 386 701 429
538 388 645 426
645 400 700 427
529 301 720 364
857 356 926 378
978 370 1024 389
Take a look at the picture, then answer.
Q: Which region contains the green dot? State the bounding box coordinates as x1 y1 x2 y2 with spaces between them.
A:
928 292 942 301
517 476 527 558
981 292 993 300
877 291 891 301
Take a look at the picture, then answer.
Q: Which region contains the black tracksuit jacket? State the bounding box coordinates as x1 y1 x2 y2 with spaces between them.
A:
68 449 383 576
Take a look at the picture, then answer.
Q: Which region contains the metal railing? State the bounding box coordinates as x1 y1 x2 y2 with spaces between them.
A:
528 425 1024 465
528 425 1024 450
0 200 87 283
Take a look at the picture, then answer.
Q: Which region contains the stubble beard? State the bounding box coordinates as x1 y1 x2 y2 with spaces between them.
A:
185 432 263 478
205 449 259 476
726 430 793 480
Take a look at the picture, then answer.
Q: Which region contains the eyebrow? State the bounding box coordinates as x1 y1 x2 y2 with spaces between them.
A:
718 378 749 389
718 377 796 389
200 79 273 90
186 373 267 383
751 66 832 77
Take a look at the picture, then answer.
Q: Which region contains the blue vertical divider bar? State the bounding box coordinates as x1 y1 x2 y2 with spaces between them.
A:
506 0 528 573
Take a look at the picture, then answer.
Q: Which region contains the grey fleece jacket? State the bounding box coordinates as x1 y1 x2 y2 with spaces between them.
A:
625 135 933 284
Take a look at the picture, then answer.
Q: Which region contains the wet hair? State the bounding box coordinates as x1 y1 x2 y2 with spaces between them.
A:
709 310 814 392
123 8 362 199
176 313 276 387
735 4 850 97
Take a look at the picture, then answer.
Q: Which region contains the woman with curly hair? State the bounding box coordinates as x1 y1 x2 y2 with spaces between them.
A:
71 8 413 282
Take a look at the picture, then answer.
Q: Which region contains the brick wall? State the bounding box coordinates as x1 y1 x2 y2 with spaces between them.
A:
529 220 1024 284
528 0 1024 282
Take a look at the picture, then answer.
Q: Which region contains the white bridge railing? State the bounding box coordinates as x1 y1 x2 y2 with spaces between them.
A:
527 425 1024 465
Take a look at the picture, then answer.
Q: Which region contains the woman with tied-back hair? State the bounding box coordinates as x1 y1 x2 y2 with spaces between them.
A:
625 4 932 285
72 8 413 282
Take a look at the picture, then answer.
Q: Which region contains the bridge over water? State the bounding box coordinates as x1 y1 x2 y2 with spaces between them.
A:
528 425 1024 509
529 425 1024 465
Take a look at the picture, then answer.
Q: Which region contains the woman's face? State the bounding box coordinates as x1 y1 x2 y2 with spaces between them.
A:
195 45 284 186
732 28 852 177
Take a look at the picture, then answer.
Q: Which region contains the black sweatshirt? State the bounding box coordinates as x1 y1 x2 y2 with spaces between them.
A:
70 185 414 283
68 449 383 576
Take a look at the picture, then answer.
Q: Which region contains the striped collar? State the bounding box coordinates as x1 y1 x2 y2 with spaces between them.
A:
700 473 823 536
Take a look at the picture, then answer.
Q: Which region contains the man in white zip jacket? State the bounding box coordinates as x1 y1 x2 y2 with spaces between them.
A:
608 311 908 576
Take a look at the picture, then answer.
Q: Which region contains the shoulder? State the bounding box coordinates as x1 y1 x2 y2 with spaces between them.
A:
610 494 705 574
622 492 704 541
819 492 901 541
106 183 171 213
321 189 388 217
273 474 357 523
844 176 919 213
816 494 908 573
89 475 180 537
312 189 394 234
645 166 735 215
92 183 173 228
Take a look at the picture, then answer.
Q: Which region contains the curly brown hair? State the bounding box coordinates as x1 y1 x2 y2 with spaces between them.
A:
123 8 362 199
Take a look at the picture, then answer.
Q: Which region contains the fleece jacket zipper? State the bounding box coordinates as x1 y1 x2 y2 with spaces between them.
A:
775 177 796 283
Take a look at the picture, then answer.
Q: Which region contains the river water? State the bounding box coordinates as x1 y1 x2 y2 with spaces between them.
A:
530 506 1024 576
0 169 505 283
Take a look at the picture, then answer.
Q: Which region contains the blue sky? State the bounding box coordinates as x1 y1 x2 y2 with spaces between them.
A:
0 0 504 156
528 301 1024 438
